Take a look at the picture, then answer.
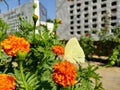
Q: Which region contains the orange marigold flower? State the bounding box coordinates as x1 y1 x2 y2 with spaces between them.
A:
51 45 64 55
0 74 16 90
1 35 30 56
52 61 77 87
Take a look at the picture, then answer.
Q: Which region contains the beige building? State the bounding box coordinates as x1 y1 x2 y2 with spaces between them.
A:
56 0 120 40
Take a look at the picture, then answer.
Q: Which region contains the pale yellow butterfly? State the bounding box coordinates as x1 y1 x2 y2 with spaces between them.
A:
64 37 85 65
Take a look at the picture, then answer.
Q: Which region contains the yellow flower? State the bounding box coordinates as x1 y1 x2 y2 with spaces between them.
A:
51 45 64 56
0 74 16 90
52 61 77 87
1 35 30 56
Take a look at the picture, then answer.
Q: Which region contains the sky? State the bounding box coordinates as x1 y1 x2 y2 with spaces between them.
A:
40 0 56 20
0 0 56 20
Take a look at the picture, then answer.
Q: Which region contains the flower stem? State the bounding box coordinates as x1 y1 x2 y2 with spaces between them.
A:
19 61 28 90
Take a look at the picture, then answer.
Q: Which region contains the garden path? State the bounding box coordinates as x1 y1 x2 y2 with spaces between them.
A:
90 62 120 90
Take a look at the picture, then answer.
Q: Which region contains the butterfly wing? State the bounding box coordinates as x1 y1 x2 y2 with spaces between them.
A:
64 37 85 64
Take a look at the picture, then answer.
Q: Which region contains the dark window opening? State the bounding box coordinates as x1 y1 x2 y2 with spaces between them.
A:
111 16 117 20
70 5 74 8
93 24 97 28
77 26 81 29
93 12 97 16
70 31 74 34
77 15 80 18
77 3 81 7
70 16 74 19
85 31 88 33
70 21 74 24
77 31 81 34
77 20 80 23
101 0 106 2
84 25 89 28
101 10 106 14
111 8 117 13
84 13 89 17
93 6 97 9
85 19 88 23
101 4 106 8
111 1 117 6
70 26 74 30
111 23 116 26
77 9 81 12
93 0 97 3
101 24 105 27
92 18 97 22
70 10 73 14
85 2 89 5
84 7 88 11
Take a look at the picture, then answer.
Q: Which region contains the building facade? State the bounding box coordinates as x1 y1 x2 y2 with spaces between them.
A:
0 0 47 33
56 0 120 40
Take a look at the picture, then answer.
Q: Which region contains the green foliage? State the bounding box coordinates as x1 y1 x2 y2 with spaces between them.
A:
109 45 120 66
0 12 104 90
75 63 104 90
14 69 39 90
79 35 96 57
0 17 9 40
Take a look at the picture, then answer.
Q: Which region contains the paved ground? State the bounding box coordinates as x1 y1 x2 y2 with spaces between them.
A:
89 62 120 90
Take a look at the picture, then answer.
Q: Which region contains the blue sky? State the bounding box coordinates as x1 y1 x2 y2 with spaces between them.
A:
0 0 56 20
41 0 56 20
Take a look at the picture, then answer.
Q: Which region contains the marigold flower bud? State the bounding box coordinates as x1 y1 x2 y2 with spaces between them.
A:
32 14 38 24
17 50 28 61
33 3 37 9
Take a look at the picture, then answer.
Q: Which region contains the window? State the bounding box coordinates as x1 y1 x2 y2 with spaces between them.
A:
93 0 97 3
92 18 97 22
77 26 81 29
85 31 89 33
93 24 97 28
93 12 97 16
111 8 117 13
70 10 73 14
85 19 88 23
85 1 89 5
70 16 74 19
77 20 80 23
84 7 88 11
84 13 89 17
101 0 106 2
101 24 105 27
77 9 81 12
77 31 81 34
70 21 74 24
77 3 81 7
93 6 97 9
101 4 106 8
101 10 106 14
70 31 74 34
70 5 74 8
77 15 80 18
111 1 117 6
84 25 89 28
111 16 117 20
70 26 74 30
111 22 116 26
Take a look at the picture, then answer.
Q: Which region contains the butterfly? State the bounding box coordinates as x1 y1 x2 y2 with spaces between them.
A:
63 37 85 65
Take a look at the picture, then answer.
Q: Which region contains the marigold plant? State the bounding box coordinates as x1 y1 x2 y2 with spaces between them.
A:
1 35 30 56
51 45 64 55
0 74 16 90
52 61 77 87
